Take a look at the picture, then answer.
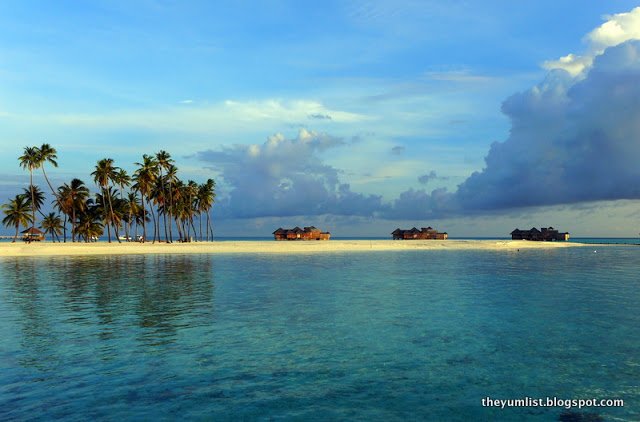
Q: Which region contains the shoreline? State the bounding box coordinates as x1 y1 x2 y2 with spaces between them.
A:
0 239 593 257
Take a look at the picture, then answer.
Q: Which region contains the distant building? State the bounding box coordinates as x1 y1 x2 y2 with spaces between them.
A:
21 227 45 242
391 227 448 240
273 226 331 241
510 227 569 241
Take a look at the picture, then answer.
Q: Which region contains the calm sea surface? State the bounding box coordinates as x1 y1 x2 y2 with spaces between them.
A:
1 247 639 421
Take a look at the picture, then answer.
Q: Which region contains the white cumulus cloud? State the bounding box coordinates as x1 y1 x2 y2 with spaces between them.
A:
543 7 640 76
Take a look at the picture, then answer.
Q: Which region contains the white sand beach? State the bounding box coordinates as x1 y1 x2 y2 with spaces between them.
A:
0 239 589 257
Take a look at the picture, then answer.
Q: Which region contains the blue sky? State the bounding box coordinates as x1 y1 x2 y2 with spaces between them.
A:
2 1 640 237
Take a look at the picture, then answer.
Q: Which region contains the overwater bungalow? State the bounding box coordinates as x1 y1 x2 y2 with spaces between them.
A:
21 227 45 242
273 226 331 241
391 227 448 240
510 227 570 241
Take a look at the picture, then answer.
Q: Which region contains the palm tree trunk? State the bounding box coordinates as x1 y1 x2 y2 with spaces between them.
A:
207 212 213 241
106 216 112 242
174 219 181 242
29 170 35 229
168 181 173 243
13 224 18 243
63 214 67 243
140 191 147 243
41 167 57 199
106 187 121 243
71 207 76 242
190 218 197 242
149 200 157 243
163 205 169 242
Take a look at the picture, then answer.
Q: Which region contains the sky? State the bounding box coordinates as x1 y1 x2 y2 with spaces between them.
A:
2 1 640 237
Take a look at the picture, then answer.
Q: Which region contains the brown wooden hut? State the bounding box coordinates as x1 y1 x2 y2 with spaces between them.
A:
273 226 330 241
391 226 448 240
511 227 569 241
21 227 45 242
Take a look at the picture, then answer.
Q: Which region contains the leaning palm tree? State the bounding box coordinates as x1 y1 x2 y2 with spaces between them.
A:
2 195 33 242
40 212 63 242
18 146 42 228
91 158 120 243
38 143 58 197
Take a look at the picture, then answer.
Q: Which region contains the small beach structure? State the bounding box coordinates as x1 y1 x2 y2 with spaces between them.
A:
21 227 45 242
391 227 448 240
510 227 570 241
273 226 331 241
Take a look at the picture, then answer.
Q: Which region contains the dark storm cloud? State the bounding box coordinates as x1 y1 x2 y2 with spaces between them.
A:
456 41 640 211
389 41 640 219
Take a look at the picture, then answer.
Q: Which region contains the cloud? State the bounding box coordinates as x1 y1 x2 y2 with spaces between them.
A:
417 170 449 185
376 36 640 220
223 100 369 123
424 70 494 83
0 99 370 134
308 113 332 120
381 187 455 220
195 129 387 218
195 10 640 222
199 40 640 221
391 145 405 155
543 7 640 76
454 40 640 211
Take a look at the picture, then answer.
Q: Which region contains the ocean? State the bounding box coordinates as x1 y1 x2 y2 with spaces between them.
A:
1 247 638 421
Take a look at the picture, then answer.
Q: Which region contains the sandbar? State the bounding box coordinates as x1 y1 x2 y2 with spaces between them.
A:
0 239 589 257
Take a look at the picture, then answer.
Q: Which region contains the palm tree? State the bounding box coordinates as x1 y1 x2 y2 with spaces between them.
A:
76 200 103 242
156 150 174 242
94 190 123 240
197 179 216 241
2 195 33 242
22 185 46 218
133 155 158 243
38 143 58 197
172 180 199 242
164 164 178 242
92 158 120 243
40 212 63 242
151 177 167 242
127 191 142 240
18 146 42 229
113 168 131 239
57 179 90 242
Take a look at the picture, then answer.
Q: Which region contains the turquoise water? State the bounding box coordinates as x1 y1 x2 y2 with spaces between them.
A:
1 248 639 421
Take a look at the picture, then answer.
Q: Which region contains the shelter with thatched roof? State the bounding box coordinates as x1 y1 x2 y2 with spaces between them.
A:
510 227 569 241
273 226 330 241
21 227 45 242
391 227 448 240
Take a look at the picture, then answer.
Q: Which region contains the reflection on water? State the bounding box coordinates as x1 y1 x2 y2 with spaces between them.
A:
1 255 214 370
0 249 639 421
